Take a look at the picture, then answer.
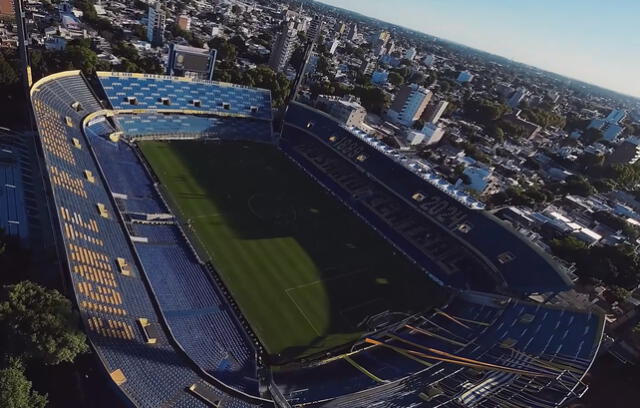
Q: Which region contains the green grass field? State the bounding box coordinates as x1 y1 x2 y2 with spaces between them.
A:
139 140 444 362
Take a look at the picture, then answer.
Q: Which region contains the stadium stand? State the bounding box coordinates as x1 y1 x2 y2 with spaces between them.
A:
31 70 603 408
0 130 32 242
97 72 272 120
30 71 269 408
115 114 273 142
273 291 603 407
281 102 573 296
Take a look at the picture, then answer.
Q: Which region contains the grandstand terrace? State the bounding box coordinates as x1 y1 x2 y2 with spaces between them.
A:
30 71 603 408
0 129 33 242
281 102 573 296
273 291 603 407
30 71 271 408
97 72 272 120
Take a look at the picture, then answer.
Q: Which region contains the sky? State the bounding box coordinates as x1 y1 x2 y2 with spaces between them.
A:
317 0 640 98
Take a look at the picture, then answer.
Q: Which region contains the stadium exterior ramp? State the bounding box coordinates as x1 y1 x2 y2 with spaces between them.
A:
30 71 273 408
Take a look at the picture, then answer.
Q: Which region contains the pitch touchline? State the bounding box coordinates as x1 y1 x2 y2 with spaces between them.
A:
286 289 321 336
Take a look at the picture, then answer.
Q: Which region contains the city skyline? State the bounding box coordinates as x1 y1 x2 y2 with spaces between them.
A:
318 0 640 99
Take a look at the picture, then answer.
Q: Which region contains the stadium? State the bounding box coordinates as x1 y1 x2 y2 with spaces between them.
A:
29 70 604 408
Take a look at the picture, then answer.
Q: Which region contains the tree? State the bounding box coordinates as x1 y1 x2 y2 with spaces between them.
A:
0 56 18 86
0 359 47 408
464 98 510 125
241 66 290 107
388 71 404 86
316 55 331 77
0 281 88 365
409 71 425 84
64 45 97 74
582 127 604 144
208 37 236 63
563 175 595 196
353 86 390 115
115 58 140 73
520 108 566 129
289 46 305 72
488 125 504 142
608 286 631 303
550 237 640 289
112 42 138 60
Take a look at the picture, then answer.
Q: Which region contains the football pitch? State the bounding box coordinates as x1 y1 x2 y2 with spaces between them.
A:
139 140 444 362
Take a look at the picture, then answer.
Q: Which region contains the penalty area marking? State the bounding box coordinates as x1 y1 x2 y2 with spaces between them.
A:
284 269 372 336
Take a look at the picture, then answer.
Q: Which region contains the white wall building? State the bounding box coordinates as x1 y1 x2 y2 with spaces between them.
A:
329 38 340 55
386 83 432 127
606 109 627 124
316 95 367 129
507 88 529 108
461 165 497 195
423 100 449 124
421 122 445 145
422 54 435 66
406 130 425 145
404 47 417 61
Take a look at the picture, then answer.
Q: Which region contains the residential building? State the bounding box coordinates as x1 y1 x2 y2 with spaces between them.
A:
607 137 640 165
329 38 339 55
507 88 529 108
422 54 435 67
456 70 474 83
406 130 425 145
346 23 357 41
461 165 499 195
0 0 15 20
147 1 166 47
606 109 627 124
404 47 417 61
547 90 560 104
371 69 388 84
360 60 375 75
371 30 391 56
385 39 395 55
422 100 448 124
371 30 390 44
387 83 433 127
421 122 446 145
316 95 367 129
177 14 191 31
589 119 624 142
307 15 324 43
587 108 628 142
268 22 297 72
502 110 542 139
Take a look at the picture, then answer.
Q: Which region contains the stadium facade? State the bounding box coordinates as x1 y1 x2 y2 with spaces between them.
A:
29 70 604 408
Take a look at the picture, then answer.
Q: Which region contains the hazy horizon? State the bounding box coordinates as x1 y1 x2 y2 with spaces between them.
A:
318 0 640 100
